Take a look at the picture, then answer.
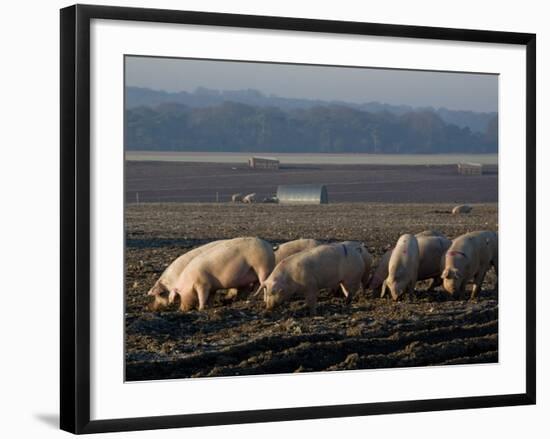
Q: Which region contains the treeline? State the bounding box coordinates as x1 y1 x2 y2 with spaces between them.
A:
125 101 498 154
126 86 497 134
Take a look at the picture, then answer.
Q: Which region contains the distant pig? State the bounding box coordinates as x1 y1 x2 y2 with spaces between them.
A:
147 240 226 311
231 193 243 203
274 238 322 264
257 243 365 315
169 237 275 311
452 204 472 214
381 234 420 301
242 193 257 203
441 231 498 300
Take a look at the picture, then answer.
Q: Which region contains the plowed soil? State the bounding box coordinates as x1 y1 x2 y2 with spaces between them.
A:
125 202 498 381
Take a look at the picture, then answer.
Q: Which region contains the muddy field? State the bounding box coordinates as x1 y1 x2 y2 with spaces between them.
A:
125 202 498 381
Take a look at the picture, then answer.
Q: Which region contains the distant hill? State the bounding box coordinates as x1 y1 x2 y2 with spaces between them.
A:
125 100 497 154
126 86 497 134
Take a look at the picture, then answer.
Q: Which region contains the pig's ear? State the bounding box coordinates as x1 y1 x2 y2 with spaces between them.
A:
168 289 178 303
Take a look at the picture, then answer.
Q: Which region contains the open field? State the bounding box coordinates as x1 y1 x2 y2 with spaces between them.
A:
125 161 498 203
125 202 498 381
126 151 499 165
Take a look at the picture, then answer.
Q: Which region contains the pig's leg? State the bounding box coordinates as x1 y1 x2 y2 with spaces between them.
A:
380 280 388 299
206 290 217 306
339 282 352 304
354 281 364 300
304 287 318 316
255 266 271 285
244 270 261 300
470 268 488 301
196 283 212 311
407 279 416 301
179 288 198 312
355 283 364 303
340 281 360 305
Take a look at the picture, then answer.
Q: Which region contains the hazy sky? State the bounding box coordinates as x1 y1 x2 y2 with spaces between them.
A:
125 56 498 113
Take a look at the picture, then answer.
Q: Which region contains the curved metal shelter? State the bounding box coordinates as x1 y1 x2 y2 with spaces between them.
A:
276 184 328 205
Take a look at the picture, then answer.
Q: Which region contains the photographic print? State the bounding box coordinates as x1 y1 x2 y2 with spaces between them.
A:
60 6 535 432
124 56 499 382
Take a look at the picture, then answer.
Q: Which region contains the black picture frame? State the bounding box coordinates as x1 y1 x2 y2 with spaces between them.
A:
60 4 536 434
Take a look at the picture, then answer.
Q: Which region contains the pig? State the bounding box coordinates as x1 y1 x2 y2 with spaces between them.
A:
381 234 420 301
441 231 498 300
338 241 373 286
274 238 322 264
416 233 452 290
147 240 226 311
242 193 257 203
257 243 365 315
452 204 473 215
231 193 243 203
369 231 450 295
169 237 275 312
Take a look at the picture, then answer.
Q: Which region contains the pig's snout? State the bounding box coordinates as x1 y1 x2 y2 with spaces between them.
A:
265 298 275 310
265 294 280 310
443 279 460 296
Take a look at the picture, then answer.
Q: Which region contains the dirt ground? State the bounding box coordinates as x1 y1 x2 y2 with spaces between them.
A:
125 202 498 381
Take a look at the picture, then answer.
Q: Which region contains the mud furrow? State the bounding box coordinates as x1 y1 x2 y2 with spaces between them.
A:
333 335 498 370
194 322 497 378
126 320 497 380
